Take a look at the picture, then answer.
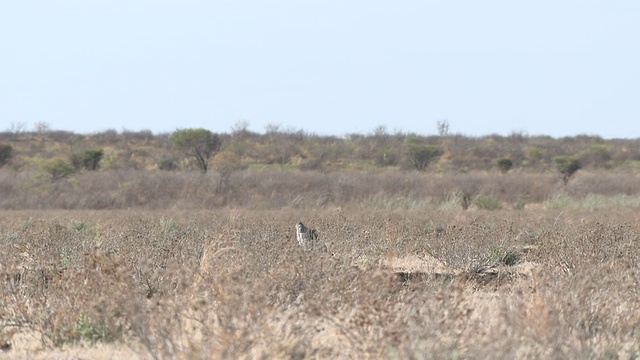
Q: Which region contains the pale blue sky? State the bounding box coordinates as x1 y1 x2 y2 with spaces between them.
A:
2 1 639 138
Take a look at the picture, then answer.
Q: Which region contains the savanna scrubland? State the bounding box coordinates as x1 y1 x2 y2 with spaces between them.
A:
1 128 639 359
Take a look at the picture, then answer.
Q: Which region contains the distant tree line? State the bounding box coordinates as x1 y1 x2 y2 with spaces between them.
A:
3 123 639 188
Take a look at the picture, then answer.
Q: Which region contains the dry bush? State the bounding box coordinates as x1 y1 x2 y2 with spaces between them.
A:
5 129 640 174
1 209 639 359
2 167 640 211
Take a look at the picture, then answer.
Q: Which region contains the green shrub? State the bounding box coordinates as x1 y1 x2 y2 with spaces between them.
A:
70 220 86 232
496 158 513 174
0 144 13 167
171 128 221 173
528 148 543 162
488 245 519 266
554 156 581 185
157 157 179 171
543 193 573 210
71 149 104 171
406 144 442 171
52 314 123 346
582 143 612 168
473 195 502 210
38 158 75 181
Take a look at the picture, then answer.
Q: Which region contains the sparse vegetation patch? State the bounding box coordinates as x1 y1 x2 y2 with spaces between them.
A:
1 210 639 359
1 128 640 358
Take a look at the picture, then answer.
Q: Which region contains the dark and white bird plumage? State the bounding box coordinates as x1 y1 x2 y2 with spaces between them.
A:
295 221 318 246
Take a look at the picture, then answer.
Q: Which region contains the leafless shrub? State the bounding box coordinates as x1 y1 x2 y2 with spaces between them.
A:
122 129 154 143
2 167 640 211
210 152 247 192
1 210 639 358
5 128 640 175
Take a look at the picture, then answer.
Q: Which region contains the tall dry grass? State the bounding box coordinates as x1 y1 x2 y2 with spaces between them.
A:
1 209 639 359
1 168 640 211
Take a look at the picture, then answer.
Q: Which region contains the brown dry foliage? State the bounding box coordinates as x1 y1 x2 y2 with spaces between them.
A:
2 168 640 211
2 130 640 173
3 129 640 212
2 130 640 358
1 209 640 359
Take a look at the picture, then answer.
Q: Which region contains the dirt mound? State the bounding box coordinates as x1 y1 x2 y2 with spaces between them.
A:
383 253 538 288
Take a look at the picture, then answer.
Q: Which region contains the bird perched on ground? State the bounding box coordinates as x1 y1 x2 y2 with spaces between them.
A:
295 221 319 247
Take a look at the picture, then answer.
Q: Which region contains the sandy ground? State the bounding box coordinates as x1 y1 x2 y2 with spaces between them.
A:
0 330 143 360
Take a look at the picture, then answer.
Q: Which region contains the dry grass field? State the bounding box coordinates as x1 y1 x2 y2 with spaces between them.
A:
1 208 639 359
2 131 640 358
